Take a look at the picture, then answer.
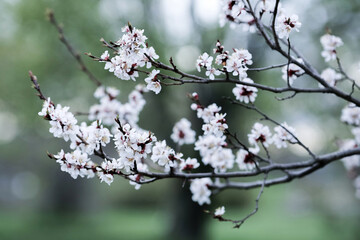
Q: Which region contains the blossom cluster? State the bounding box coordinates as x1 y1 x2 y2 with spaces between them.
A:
38 81 207 190
320 33 343 62
89 85 147 129
101 25 159 81
219 0 268 33
339 100 360 198
54 149 96 179
197 41 253 81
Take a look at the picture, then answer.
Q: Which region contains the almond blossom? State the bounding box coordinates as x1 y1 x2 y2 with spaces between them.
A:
144 69 161 94
248 122 272 148
320 33 343 62
232 78 258 103
319 68 342 87
275 13 301 39
190 178 213 205
272 122 297 149
281 58 304 85
171 118 196 145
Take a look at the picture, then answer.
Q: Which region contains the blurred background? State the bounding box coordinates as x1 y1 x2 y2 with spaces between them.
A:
1 0 360 239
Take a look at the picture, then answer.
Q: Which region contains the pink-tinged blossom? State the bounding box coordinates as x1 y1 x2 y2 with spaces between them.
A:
190 178 213 205
248 123 272 148
100 50 110 61
320 34 343 62
275 13 301 39
236 149 257 171
171 118 196 146
281 58 304 85
341 104 360 126
144 69 161 94
196 52 213 72
272 123 297 149
319 68 341 87
232 78 258 103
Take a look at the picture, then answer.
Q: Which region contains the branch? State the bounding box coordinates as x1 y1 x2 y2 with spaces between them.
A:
47 9 102 86
29 71 47 101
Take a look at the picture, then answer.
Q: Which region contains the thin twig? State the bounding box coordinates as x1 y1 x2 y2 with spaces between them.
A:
47 9 102 86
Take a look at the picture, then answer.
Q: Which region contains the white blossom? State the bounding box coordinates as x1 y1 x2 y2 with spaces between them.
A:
205 67 221 80
225 49 252 80
248 123 272 148
281 58 304 85
232 78 258 103
258 0 277 13
144 69 161 94
202 113 228 137
214 206 225 217
272 123 297 149
89 85 146 127
195 134 227 158
98 171 114 185
54 149 94 179
171 118 196 145
320 34 343 62
219 0 245 28
151 140 182 171
236 149 256 171
196 52 213 72
102 24 158 81
341 104 360 126
275 13 301 39
114 123 155 172
196 103 222 123
180 157 200 171
43 103 79 142
206 148 234 173
129 163 149 190
319 68 341 87
338 139 360 171
190 178 212 205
